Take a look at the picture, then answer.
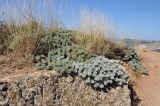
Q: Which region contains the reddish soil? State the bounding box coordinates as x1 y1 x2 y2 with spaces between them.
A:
0 56 36 78
0 64 36 79
135 48 160 106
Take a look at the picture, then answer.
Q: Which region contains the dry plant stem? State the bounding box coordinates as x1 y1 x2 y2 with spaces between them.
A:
74 8 117 56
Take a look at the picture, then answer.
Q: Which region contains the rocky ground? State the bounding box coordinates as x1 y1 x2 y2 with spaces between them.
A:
0 71 131 106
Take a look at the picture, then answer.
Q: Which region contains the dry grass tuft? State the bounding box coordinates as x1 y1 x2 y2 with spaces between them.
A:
0 21 11 54
74 9 117 55
75 32 112 55
9 20 45 58
0 0 63 61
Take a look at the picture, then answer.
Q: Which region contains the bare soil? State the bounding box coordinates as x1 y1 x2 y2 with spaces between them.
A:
134 48 160 106
0 56 36 79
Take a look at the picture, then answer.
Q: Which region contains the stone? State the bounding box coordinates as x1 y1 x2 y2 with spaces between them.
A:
0 72 131 106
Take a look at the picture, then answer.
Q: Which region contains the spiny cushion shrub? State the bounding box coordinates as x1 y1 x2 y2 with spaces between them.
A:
34 45 96 73
72 56 129 89
35 30 74 55
123 47 148 75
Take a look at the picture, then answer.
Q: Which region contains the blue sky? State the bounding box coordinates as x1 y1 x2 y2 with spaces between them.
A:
61 0 160 40
0 0 160 40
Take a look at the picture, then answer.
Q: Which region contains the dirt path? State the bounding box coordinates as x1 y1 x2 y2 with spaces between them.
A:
135 49 160 106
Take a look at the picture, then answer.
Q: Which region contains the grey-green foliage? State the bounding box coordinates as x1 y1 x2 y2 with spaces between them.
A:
72 56 129 89
128 60 148 74
34 55 48 70
36 30 74 55
48 45 96 63
123 47 140 61
35 45 95 73
123 47 148 75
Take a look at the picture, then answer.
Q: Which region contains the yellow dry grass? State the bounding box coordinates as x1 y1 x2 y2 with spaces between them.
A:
1 0 62 59
74 9 117 55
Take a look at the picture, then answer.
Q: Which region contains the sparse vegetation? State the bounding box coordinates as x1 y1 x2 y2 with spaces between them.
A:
74 9 117 56
0 1 151 105
0 1 147 86
0 1 147 73
0 0 62 61
123 47 148 75
0 21 10 55
4 1 160 106
35 30 74 55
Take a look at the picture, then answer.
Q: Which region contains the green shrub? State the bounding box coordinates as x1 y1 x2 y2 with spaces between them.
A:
123 47 140 61
73 56 129 89
35 30 74 55
33 29 129 90
34 45 96 73
123 47 148 75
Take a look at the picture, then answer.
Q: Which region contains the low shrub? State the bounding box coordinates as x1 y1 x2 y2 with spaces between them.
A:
123 47 148 75
123 47 140 61
35 30 74 55
33 29 129 90
35 52 129 90
34 45 96 73
73 56 129 89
